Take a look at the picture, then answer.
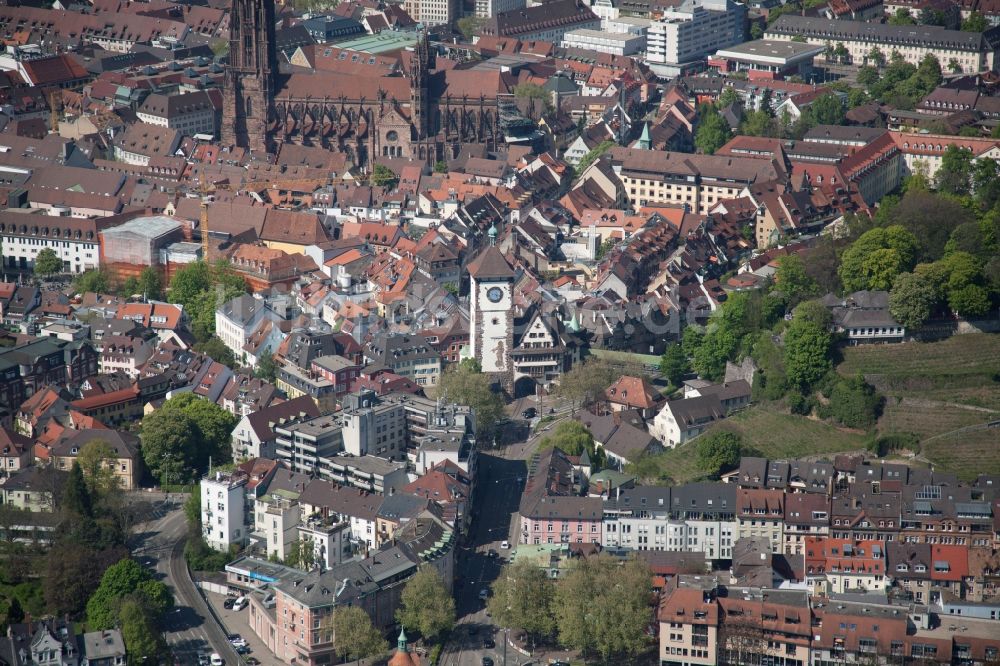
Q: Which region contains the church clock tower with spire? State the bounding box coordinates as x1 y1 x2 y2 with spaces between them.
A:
222 0 277 153
468 241 516 390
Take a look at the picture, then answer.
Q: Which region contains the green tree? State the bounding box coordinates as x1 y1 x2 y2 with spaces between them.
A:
750 22 764 39
33 248 63 276
889 272 938 329
829 374 882 429
937 145 974 195
774 254 819 305
538 421 605 468
718 86 740 109
193 337 236 369
751 333 789 401
119 276 140 298
488 559 556 646
554 555 651 662
456 15 486 39
255 348 277 382
740 109 776 137
138 266 163 300
87 558 170 630
963 11 989 31
184 491 200 530
371 164 397 188
839 226 920 292
332 606 388 665
73 269 111 294
556 358 636 410
168 261 212 306
889 9 915 24
514 82 547 100
857 65 880 87
948 283 992 317
783 302 833 388
884 190 974 260
167 393 237 462
808 92 845 125
44 544 125 617
695 104 731 155
574 140 615 176
867 46 886 66
437 360 504 440
919 7 946 24
284 538 315 570
63 462 93 520
540 420 593 456
434 160 449 174
659 343 689 386
76 440 121 498
396 566 455 642
118 597 165 663
140 409 199 485
696 431 743 476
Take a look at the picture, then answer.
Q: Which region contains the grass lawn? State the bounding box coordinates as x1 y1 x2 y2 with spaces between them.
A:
649 405 868 484
838 333 1000 480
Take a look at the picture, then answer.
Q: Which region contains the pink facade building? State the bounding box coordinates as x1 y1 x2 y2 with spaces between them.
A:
519 447 602 545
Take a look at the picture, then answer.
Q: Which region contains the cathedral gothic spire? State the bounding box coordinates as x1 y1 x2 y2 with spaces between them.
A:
222 0 277 153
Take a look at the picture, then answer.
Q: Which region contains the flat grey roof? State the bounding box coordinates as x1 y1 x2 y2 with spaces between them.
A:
715 39 826 64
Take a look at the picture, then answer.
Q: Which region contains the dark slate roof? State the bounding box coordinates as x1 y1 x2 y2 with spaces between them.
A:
467 246 516 280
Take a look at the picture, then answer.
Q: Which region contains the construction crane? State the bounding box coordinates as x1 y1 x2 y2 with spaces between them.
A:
199 171 211 261
48 90 63 135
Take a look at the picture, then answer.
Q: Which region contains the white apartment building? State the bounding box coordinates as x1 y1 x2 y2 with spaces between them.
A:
602 484 737 561
298 513 353 570
136 90 217 137
255 493 301 562
403 0 457 26
201 471 248 552
645 0 747 77
475 0 524 18
1 212 101 274
561 29 645 56
215 294 276 364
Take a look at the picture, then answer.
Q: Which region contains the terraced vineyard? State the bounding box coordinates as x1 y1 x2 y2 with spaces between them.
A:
839 333 1000 479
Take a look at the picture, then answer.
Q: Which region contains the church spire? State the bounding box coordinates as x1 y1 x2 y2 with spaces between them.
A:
221 0 277 153
397 628 407 652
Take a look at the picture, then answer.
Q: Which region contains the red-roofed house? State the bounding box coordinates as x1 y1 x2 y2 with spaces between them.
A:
605 375 664 419
806 537 887 594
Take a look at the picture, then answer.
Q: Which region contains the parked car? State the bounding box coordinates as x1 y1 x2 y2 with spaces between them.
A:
483 637 496 649
482 658 494 666
479 588 489 601
500 540 510 549
197 655 210 666
245 659 260 666
223 598 236 610
232 597 248 612
210 655 223 666
229 636 248 649
521 407 536 419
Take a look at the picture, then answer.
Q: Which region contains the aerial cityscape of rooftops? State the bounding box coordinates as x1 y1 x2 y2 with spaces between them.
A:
0 0 1000 662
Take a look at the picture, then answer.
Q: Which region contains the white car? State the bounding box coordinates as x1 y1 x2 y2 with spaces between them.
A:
500 540 510 549
232 597 248 612
210 655 224 666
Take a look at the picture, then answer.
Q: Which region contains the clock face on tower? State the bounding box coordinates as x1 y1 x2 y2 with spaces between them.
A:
487 287 504 303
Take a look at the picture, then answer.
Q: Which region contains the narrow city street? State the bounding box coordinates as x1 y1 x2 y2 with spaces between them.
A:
440 397 576 666
129 493 242 666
